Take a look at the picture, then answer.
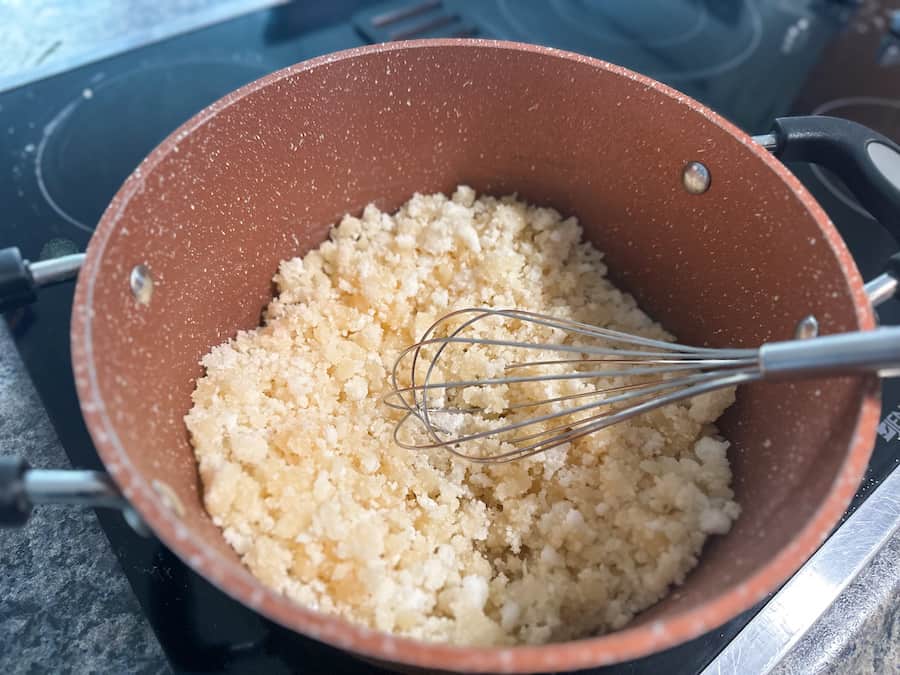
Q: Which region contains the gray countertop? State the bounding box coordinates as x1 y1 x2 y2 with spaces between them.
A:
0 325 167 674
0 2 898 674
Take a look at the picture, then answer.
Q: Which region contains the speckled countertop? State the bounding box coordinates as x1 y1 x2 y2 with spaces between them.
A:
0 2 898 674
0 326 167 674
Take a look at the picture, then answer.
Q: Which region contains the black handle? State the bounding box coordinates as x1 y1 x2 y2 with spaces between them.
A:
0 247 37 313
0 456 32 527
771 116 900 241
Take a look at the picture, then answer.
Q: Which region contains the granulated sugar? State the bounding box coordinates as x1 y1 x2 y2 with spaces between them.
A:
186 187 739 646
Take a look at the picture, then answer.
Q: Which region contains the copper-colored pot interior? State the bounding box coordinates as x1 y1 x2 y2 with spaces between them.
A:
78 42 873 662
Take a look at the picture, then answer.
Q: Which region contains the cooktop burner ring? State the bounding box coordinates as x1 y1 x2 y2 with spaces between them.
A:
36 96 94 233
34 60 268 233
549 0 710 48
810 96 900 221
495 0 763 80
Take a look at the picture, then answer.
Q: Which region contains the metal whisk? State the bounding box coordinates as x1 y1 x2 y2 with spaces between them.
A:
383 308 900 463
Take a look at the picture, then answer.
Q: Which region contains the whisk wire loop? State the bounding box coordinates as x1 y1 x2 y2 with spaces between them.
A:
383 308 761 462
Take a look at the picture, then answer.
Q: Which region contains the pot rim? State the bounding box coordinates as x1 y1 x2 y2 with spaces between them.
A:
70 39 881 673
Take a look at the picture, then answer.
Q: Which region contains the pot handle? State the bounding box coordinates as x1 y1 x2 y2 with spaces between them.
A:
865 252 900 307
0 455 149 535
0 247 84 312
759 116 900 241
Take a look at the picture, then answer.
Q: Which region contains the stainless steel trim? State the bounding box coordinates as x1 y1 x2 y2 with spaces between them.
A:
28 253 85 287
0 0 288 93
24 469 151 536
25 469 123 509
759 327 900 375
865 272 899 307
701 461 900 674
753 132 779 152
867 141 900 190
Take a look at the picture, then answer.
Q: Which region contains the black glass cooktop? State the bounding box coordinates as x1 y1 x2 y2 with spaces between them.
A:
3 1 900 673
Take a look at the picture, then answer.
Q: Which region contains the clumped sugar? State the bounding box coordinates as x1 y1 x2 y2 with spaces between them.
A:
186 187 739 646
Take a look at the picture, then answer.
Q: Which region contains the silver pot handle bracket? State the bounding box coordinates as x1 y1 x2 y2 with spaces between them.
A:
865 265 899 308
0 455 149 536
0 247 84 312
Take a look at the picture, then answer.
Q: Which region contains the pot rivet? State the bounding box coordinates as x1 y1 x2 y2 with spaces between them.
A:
794 315 819 339
682 161 711 195
152 479 185 518
130 264 153 305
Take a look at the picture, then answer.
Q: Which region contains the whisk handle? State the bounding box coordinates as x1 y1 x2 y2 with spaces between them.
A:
761 327 900 376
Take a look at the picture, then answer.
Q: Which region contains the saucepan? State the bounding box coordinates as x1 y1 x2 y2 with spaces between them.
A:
2 40 900 673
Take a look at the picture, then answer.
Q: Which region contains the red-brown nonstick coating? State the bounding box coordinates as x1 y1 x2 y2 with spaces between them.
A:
70 41 879 673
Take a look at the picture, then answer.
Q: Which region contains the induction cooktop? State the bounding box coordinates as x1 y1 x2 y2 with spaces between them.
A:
3 1 900 673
